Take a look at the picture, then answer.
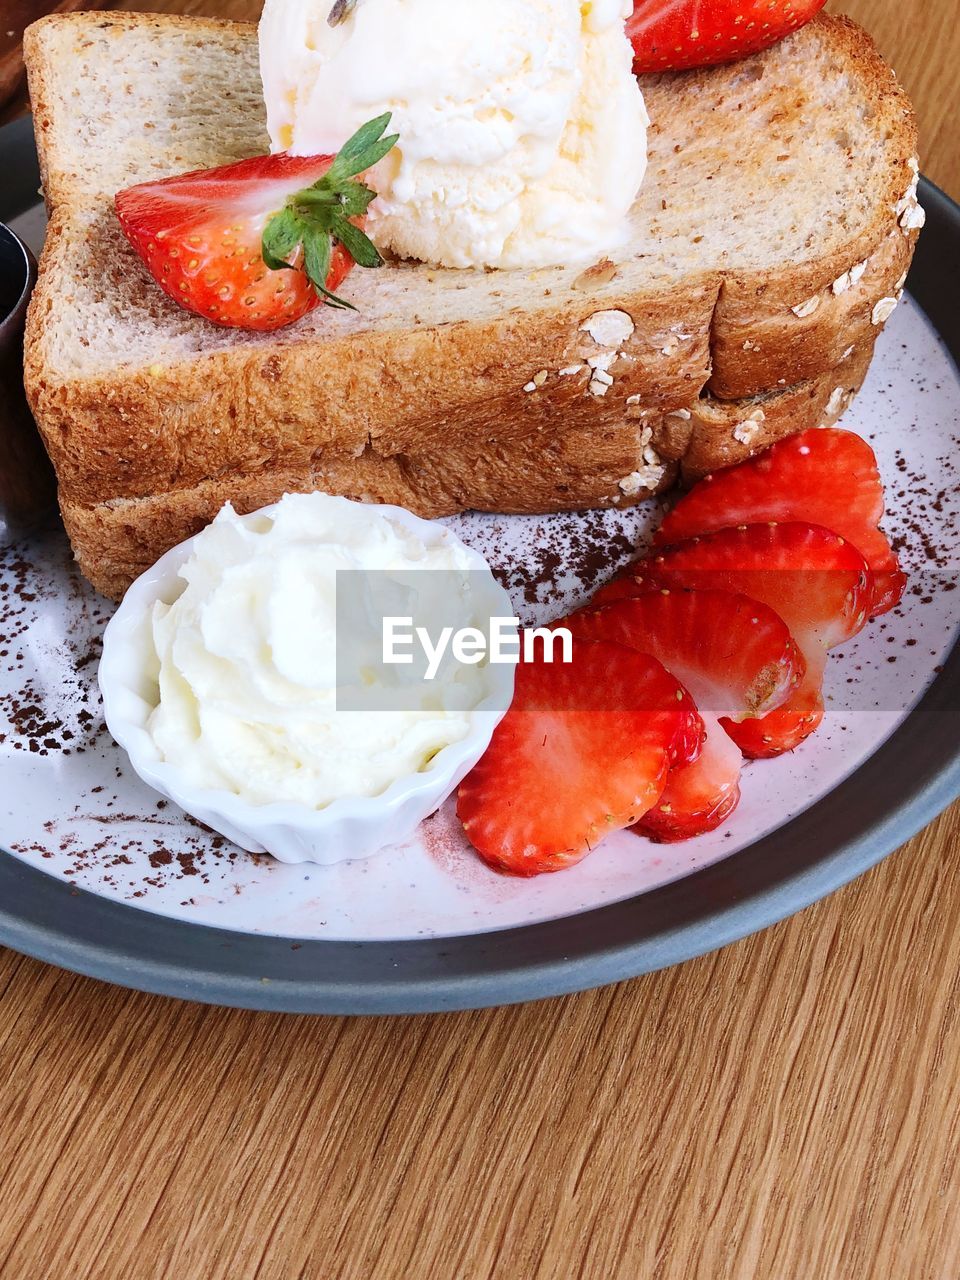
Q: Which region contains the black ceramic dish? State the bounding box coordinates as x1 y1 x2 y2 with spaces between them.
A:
0 114 55 532
0 200 56 537
0 115 958 1014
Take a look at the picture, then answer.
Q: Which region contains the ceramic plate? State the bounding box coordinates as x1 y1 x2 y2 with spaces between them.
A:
2 115 958 1012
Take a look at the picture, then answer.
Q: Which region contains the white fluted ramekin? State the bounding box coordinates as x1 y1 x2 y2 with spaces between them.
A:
98 499 515 866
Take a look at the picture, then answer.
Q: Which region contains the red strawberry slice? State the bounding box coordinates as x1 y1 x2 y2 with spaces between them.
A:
456 640 702 876
655 429 905 616
566 589 803 837
598 523 870 649
116 114 398 331
728 651 826 758
627 0 829 74
594 523 870 756
636 717 743 842
569 589 803 721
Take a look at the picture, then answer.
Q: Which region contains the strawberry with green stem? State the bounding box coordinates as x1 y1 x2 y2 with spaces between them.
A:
116 113 398 331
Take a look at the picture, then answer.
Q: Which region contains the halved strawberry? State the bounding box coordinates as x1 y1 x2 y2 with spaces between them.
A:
594 523 870 756
655 429 905 615
566 589 803 837
456 640 702 876
627 0 829 74
115 114 398 331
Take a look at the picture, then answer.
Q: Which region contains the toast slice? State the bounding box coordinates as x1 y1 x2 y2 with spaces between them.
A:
23 12 919 596
60 343 875 602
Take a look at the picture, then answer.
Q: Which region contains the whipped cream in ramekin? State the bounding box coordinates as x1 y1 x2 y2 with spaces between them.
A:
259 0 649 270
144 494 494 809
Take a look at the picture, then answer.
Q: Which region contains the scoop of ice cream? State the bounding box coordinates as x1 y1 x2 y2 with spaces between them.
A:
258 0 649 270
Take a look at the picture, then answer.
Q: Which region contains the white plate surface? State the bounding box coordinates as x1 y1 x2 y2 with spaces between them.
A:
3 204 959 942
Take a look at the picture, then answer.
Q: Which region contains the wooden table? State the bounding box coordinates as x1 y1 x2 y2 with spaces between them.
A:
2 5 959 1277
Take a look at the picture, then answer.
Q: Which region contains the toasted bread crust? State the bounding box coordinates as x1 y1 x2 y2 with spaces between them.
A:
60 346 875 601
60 450 677 604
23 11 260 214
710 224 913 399
680 341 874 480
22 11 920 596
704 14 919 397
26 239 717 507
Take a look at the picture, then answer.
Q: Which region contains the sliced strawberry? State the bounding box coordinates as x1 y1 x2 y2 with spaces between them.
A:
727 652 826 758
594 523 870 756
598 523 870 650
568 589 803 720
655 429 905 616
635 717 742 842
115 114 398 331
456 640 702 876
627 0 829 74
566 589 803 836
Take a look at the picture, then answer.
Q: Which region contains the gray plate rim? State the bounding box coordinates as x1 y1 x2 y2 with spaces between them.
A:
1 114 958 1014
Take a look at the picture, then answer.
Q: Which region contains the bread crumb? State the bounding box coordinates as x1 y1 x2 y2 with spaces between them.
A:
619 464 664 495
791 295 820 318
572 258 617 291
895 164 925 231
900 202 926 231
580 309 635 348
832 271 851 295
872 296 898 325
587 351 618 374
732 408 765 445
742 339 759 351
825 386 845 416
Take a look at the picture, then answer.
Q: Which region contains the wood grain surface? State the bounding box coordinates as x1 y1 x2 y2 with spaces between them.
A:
2 5 959 1278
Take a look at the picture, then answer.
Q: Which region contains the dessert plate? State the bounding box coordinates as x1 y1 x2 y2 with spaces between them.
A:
2 115 959 1013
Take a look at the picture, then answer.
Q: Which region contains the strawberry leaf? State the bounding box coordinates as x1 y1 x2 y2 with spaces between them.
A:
332 218 383 269
303 232 355 309
260 112 396 309
262 207 304 271
334 182 380 219
325 113 399 182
